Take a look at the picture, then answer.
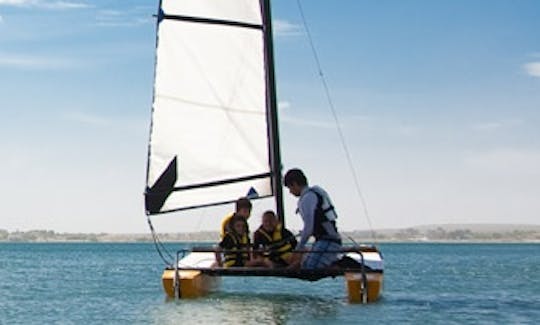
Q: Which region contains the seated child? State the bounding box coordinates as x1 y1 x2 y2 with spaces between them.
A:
217 215 271 268
253 210 298 267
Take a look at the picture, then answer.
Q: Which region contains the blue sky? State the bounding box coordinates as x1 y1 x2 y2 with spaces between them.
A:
1 0 539 233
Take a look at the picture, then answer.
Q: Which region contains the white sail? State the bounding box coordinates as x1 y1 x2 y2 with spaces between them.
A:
146 0 275 214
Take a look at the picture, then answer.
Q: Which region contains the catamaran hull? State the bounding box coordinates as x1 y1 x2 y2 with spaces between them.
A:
162 269 221 298
345 272 383 303
163 270 383 302
162 251 221 298
162 249 383 303
162 268 383 302
344 250 384 303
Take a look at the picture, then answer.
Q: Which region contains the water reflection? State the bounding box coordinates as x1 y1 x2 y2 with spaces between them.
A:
149 279 344 324
212 292 339 324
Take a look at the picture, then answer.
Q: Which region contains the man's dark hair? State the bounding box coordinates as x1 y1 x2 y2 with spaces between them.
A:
283 168 308 187
235 197 252 211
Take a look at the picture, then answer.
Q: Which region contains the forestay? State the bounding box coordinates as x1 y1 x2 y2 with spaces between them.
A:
145 0 276 215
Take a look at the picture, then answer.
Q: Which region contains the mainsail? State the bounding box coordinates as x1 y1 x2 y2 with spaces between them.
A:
145 0 281 215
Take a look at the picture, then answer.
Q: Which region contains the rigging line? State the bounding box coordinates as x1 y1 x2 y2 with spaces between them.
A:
296 0 377 242
146 215 174 266
153 225 175 261
152 227 175 266
156 232 174 261
147 217 173 265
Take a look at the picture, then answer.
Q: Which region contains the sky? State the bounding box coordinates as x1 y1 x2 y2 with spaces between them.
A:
0 0 539 234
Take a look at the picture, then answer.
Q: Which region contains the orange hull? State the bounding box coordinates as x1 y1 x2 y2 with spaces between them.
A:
345 272 384 303
162 269 221 298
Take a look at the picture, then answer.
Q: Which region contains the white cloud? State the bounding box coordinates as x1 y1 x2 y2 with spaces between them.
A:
276 101 337 128
60 111 145 133
95 7 152 27
0 14 3 23
278 100 291 110
0 0 90 10
396 125 418 136
472 122 502 131
523 62 540 77
281 114 335 129
471 119 523 131
273 19 302 37
464 148 540 176
44 1 89 9
62 111 111 127
350 114 372 122
0 0 30 5
0 52 78 69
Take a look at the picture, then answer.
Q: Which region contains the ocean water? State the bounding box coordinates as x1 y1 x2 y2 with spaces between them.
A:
0 243 538 324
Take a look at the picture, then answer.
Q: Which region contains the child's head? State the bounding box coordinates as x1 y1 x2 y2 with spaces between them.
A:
230 216 247 235
261 210 278 232
235 197 252 219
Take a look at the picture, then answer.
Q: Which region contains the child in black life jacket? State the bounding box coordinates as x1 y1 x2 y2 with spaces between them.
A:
217 215 271 267
217 215 251 267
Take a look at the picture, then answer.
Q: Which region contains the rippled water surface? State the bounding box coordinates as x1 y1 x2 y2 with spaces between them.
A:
0 243 538 324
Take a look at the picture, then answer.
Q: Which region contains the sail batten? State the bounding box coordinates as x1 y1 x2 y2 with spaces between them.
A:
160 14 263 30
146 0 275 215
150 193 274 216
147 172 272 195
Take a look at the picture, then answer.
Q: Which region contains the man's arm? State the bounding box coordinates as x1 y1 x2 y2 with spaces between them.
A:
297 191 317 249
284 229 298 249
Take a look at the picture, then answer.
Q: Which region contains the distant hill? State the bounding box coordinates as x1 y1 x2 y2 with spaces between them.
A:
1 224 539 243
348 224 540 242
413 224 540 233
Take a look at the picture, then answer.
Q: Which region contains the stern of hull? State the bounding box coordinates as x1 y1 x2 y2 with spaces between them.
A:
162 269 220 298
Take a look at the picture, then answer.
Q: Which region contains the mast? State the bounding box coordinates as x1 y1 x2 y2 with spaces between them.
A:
261 0 284 225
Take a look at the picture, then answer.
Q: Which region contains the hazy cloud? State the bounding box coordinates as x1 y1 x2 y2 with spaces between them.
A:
0 0 89 9
471 119 523 131
62 111 111 127
472 122 503 131
0 0 90 9
0 0 29 5
279 106 379 132
278 100 291 110
464 148 540 176
0 14 4 23
396 125 419 136
281 114 335 129
95 7 153 27
273 19 302 37
350 114 372 122
524 62 540 77
0 52 79 69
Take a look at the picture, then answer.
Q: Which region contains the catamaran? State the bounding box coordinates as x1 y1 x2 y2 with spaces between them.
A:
144 0 384 303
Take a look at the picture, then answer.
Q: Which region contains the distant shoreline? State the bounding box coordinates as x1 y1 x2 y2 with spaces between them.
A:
1 240 539 244
1 224 539 243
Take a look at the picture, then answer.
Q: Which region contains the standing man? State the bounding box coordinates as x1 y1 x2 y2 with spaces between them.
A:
283 168 342 269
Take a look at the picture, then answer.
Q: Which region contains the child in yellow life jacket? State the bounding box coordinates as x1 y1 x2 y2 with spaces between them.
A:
218 215 252 267
253 210 298 267
217 215 272 268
